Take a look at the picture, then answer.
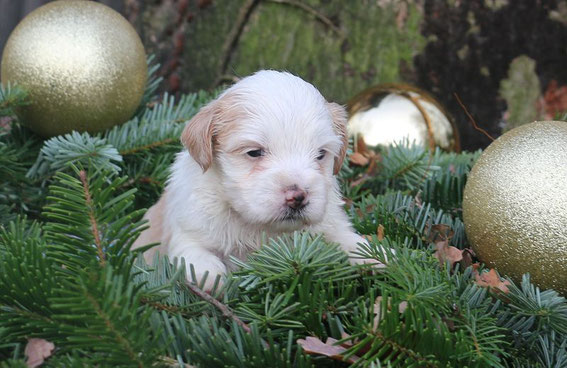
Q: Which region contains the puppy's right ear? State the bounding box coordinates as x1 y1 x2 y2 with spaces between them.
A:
181 102 217 172
327 102 349 175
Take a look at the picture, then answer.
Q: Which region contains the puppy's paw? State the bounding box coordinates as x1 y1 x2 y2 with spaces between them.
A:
343 234 394 269
181 250 227 292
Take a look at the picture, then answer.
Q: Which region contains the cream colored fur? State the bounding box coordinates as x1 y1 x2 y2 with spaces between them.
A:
132 70 373 290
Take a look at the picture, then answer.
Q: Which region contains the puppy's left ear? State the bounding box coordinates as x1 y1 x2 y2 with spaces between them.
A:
327 102 349 175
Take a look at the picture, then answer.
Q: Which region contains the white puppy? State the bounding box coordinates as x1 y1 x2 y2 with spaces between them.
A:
132 70 370 290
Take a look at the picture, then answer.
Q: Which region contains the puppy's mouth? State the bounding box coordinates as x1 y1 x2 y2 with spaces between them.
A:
280 208 307 222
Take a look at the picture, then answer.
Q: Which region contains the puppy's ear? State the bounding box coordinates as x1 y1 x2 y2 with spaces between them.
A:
181 101 218 172
327 102 349 175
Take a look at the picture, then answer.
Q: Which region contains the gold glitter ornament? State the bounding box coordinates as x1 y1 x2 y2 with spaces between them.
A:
0 0 147 137
463 121 567 293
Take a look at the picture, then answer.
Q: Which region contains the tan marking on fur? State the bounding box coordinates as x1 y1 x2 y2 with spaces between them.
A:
181 92 246 172
181 103 216 172
327 102 349 175
131 192 167 264
213 98 249 149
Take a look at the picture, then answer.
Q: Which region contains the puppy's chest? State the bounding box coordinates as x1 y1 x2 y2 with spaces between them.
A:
216 229 265 258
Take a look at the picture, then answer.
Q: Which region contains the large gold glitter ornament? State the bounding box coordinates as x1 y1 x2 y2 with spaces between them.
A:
0 1 147 137
463 121 567 293
348 84 460 151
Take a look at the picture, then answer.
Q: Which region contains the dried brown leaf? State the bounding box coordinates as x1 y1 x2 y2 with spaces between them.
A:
427 224 455 243
373 296 408 330
25 338 55 368
414 192 423 208
355 135 369 156
377 224 385 241
460 248 476 269
349 152 370 166
474 268 511 294
433 239 463 267
297 336 359 363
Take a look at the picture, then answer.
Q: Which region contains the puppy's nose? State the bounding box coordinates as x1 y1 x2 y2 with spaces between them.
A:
285 186 307 210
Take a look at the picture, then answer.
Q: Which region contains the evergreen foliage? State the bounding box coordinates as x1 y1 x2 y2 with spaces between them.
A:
1 65 566 367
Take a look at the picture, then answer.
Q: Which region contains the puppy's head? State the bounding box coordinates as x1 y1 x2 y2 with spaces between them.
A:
181 70 348 231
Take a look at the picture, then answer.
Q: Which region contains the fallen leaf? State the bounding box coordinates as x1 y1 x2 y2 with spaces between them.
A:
377 224 385 241
25 338 55 368
297 336 359 363
414 192 423 208
349 152 369 166
373 296 408 330
433 238 463 267
474 268 511 294
355 135 369 156
350 174 370 188
365 155 378 175
460 248 476 269
427 224 455 243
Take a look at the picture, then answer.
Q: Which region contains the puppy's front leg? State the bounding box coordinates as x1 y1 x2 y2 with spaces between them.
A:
169 243 227 291
313 203 381 266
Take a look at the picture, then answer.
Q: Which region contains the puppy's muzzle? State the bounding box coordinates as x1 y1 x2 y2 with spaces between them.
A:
284 185 308 210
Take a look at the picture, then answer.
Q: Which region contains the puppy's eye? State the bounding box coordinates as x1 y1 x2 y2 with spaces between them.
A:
317 149 326 160
247 149 264 158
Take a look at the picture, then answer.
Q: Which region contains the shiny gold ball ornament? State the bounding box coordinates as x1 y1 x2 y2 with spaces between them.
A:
0 0 147 137
347 84 460 151
463 121 567 293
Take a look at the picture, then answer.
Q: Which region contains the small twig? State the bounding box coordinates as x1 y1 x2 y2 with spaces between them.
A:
121 176 163 189
141 298 184 315
159 356 196 368
119 138 176 156
185 281 252 334
266 0 345 38
454 93 495 141
215 0 261 86
84 291 142 367
79 170 105 267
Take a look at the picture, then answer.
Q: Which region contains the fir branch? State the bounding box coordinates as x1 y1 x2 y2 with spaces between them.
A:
78 170 105 267
105 92 208 156
359 328 438 368
185 281 254 335
43 169 145 274
0 83 28 117
27 131 122 180
119 138 176 156
159 356 196 368
380 140 440 191
49 267 161 366
83 289 141 366
0 218 62 341
134 54 164 117
0 124 45 222
535 331 567 367
498 274 567 346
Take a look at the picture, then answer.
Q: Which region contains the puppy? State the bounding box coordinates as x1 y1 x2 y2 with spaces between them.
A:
132 70 371 290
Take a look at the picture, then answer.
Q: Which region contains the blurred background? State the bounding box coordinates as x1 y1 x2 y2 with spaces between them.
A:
1 0 566 150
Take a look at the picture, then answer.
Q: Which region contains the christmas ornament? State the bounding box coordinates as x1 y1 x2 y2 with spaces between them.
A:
347 84 459 151
0 0 147 137
463 121 567 293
